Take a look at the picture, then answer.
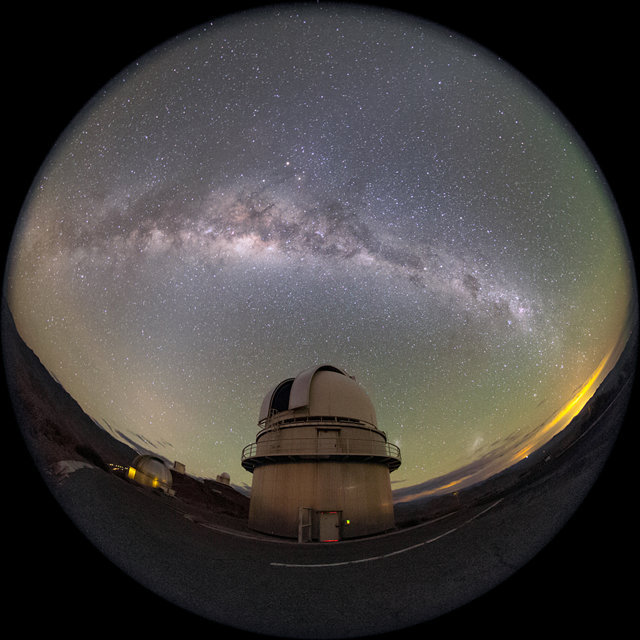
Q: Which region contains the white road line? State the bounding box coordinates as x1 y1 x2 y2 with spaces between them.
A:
270 498 502 568
270 529 457 567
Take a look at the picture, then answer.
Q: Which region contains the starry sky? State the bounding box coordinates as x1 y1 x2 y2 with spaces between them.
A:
5 3 635 492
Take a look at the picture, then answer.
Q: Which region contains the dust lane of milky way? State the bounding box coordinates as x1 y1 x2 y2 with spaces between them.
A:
6 5 633 489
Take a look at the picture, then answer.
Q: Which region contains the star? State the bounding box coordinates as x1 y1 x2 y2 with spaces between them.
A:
5 3 634 490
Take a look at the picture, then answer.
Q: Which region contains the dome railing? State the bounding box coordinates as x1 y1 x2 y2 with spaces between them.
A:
256 414 384 438
241 436 401 470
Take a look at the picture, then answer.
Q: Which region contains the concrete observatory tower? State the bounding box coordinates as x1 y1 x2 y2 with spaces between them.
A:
241 365 401 541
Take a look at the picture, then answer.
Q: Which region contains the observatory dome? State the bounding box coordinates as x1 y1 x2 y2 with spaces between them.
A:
129 455 173 492
245 364 399 539
216 471 231 485
259 364 377 426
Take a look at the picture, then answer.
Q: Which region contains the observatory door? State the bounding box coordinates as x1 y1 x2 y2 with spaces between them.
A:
298 507 313 543
318 511 341 542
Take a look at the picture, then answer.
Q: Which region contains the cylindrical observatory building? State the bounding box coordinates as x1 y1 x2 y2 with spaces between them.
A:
241 365 401 541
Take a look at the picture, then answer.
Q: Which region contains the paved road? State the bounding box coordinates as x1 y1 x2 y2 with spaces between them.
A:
43 459 592 639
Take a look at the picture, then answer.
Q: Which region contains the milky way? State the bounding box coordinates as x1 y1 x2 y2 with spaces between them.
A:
6 4 634 489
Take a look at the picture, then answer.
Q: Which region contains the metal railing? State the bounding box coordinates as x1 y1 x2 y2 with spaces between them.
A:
241 437 401 463
255 415 385 438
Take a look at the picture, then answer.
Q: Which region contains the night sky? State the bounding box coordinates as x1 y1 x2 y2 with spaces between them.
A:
5 3 634 491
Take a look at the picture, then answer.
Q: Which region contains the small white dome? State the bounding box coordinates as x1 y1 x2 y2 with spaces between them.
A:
129 455 172 492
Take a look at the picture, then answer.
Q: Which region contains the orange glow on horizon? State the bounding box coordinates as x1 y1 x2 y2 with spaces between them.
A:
395 325 631 505
394 474 475 503
506 339 620 468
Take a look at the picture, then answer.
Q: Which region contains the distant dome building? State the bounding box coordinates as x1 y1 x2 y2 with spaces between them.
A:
127 455 173 494
241 365 401 541
216 471 231 485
